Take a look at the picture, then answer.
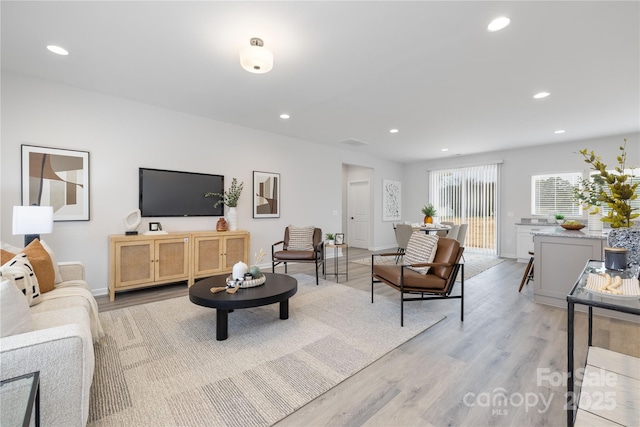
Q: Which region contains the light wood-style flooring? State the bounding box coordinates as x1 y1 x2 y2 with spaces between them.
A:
96 249 640 427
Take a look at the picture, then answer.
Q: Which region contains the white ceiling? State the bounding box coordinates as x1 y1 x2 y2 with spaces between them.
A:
2 1 639 163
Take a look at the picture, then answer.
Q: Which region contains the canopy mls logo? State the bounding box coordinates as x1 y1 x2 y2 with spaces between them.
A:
462 367 620 416
463 388 553 415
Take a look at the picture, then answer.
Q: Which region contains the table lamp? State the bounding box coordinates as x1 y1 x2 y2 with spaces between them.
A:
12 205 54 246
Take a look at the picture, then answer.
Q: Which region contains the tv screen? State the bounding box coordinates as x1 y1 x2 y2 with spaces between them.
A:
139 168 224 217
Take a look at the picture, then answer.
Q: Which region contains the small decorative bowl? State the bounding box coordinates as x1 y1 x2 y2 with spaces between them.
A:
561 223 586 230
226 274 266 288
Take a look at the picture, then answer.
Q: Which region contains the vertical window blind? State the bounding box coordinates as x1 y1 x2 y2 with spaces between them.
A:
429 163 499 256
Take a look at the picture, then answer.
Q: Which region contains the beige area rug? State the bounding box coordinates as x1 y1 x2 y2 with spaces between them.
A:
351 252 505 280
88 274 444 426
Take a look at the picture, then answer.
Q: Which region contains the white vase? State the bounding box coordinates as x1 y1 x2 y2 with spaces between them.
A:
588 212 603 232
227 207 238 231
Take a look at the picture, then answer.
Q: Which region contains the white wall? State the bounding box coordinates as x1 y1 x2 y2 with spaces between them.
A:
1 73 404 295
403 133 640 258
3 72 637 294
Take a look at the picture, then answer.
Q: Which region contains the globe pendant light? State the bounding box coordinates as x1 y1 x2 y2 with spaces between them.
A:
239 38 273 74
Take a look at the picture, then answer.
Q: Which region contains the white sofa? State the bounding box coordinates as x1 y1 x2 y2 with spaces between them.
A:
1 261 101 427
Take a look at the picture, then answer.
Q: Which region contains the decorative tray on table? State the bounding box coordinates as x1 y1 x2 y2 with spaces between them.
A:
584 273 640 299
226 274 266 289
561 223 585 230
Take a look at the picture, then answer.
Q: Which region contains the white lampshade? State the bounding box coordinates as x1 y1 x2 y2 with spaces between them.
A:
239 38 273 74
13 206 54 235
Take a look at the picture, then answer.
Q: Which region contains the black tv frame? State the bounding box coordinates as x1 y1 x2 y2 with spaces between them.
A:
139 167 224 217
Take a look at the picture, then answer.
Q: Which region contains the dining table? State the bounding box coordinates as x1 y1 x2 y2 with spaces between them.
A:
415 225 451 234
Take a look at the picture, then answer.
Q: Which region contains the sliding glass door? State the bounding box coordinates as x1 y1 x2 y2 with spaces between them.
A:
429 163 500 256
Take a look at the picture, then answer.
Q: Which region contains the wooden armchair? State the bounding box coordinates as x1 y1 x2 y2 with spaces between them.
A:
371 236 464 326
272 226 325 285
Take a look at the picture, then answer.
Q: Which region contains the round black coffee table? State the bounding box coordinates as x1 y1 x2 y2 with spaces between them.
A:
189 273 298 340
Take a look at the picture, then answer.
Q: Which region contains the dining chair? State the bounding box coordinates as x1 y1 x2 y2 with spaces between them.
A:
394 224 414 263
436 221 455 237
446 224 460 241
456 224 468 261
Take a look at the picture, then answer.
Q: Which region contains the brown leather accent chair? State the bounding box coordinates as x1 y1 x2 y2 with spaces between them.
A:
371 237 464 326
272 227 325 285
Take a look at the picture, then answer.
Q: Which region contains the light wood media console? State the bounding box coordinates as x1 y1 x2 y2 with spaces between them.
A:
108 230 249 301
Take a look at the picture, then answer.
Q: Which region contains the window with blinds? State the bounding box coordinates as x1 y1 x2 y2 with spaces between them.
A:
429 163 499 256
531 172 582 216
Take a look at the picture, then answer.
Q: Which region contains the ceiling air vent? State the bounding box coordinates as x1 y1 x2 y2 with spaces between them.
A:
338 138 369 147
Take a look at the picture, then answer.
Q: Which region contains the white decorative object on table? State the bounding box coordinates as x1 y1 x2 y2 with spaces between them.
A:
227 207 238 231
232 261 248 280
123 209 142 233
588 212 603 232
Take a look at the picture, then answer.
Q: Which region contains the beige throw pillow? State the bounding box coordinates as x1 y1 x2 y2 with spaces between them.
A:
288 225 315 251
22 239 56 293
403 233 439 274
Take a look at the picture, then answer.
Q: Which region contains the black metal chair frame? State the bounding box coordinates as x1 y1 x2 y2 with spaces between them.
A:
272 240 325 285
371 251 464 326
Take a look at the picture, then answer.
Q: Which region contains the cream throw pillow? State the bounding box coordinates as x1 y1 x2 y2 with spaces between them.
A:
1 253 42 306
403 233 439 274
0 279 34 337
288 225 315 251
40 240 63 284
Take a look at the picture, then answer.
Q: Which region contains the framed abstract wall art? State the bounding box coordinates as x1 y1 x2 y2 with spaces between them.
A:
382 179 401 221
21 145 90 221
253 171 280 218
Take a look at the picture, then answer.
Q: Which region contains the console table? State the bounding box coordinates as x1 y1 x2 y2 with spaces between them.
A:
109 230 249 300
566 260 640 427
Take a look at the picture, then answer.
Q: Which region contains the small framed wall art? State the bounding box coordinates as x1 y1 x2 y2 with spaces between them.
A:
253 171 280 218
21 145 90 221
382 179 401 221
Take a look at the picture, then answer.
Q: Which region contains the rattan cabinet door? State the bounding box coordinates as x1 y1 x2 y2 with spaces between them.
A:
115 240 154 288
193 236 223 276
223 235 248 270
155 237 190 282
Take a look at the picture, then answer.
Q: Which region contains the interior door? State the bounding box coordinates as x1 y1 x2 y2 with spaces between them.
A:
348 180 370 249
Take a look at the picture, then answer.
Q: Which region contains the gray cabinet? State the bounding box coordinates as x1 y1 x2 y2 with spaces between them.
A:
533 234 604 307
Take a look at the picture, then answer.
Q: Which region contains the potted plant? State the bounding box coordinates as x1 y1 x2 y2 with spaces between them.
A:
578 139 639 267
578 140 638 229
325 233 335 245
205 177 244 231
555 213 565 224
421 204 437 224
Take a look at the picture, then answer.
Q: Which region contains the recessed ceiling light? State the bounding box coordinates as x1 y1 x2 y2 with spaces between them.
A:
441 148 449 152
533 92 550 99
389 129 399 134
554 130 566 134
487 17 510 32
46 45 69 56
279 113 290 119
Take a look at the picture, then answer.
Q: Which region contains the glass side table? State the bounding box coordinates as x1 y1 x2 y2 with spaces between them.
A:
566 260 640 427
0 371 40 427
325 243 348 283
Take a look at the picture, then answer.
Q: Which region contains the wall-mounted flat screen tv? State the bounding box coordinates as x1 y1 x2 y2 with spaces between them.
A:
139 168 224 217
